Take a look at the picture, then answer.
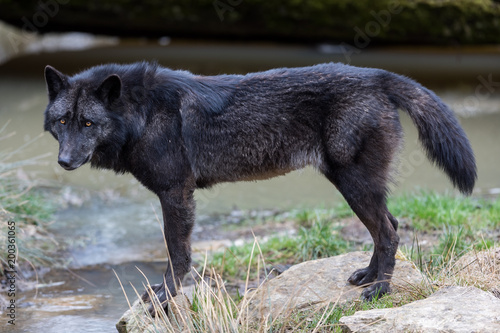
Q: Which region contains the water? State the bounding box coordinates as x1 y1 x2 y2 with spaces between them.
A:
12 261 166 333
1 42 500 332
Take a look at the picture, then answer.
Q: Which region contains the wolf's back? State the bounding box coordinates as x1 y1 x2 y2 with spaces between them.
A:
383 73 477 195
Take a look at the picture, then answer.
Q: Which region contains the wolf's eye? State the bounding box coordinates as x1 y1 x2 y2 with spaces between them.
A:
60 119 66 125
85 121 92 127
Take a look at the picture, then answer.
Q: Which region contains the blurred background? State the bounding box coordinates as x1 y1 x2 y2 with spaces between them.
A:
0 1 499 332
1 0 500 209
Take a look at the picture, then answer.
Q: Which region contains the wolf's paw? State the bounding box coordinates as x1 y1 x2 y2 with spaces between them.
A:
360 282 390 301
347 266 377 286
141 283 169 317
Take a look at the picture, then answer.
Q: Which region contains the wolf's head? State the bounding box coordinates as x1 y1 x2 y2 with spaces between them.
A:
43 65 124 171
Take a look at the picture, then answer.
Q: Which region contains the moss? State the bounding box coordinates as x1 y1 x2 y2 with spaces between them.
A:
0 0 498 44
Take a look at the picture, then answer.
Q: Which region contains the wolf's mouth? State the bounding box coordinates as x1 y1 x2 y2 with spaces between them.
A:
59 154 92 171
60 164 77 171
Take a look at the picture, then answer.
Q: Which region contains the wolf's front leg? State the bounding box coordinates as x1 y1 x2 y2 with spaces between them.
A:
141 186 195 316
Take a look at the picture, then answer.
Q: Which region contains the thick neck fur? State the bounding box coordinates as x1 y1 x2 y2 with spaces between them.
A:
87 62 237 173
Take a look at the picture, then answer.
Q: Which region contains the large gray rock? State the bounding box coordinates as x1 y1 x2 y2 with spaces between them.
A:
243 251 423 321
339 286 500 333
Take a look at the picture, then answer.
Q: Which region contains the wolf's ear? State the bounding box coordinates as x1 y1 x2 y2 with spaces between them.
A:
45 65 68 100
97 74 121 105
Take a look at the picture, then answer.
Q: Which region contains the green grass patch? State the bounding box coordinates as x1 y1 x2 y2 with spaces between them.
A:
208 190 500 283
288 201 353 226
390 191 500 271
1 185 55 225
297 219 350 261
388 191 500 231
209 236 298 281
209 218 351 281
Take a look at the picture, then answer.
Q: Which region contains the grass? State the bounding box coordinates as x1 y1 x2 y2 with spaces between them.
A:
209 191 500 284
120 191 499 332
264 290 429 333
390 192 500 279
0 124 59 269
1 186 55 225
388 191 500 231
297 218 350 261
125 236 493 332
208 217 350 281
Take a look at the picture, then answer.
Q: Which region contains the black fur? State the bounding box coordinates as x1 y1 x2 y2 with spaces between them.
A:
43 62 476 314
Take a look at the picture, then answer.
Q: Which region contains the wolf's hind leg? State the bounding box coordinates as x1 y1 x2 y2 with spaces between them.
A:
321 101 403 299
321 112 402 299
325 163 399 300
347 212 398 287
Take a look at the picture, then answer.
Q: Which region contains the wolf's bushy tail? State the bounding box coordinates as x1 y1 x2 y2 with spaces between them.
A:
384 73 477 195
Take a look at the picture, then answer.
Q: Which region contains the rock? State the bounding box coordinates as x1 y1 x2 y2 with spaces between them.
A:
339 286 500 333
116 293 191 333
116 298 150 333
243 251 423 322
166 293 191 332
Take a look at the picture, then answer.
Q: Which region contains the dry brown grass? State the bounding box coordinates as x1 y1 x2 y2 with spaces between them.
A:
441 247 500 297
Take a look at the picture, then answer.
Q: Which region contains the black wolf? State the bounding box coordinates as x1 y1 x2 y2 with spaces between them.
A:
43 62 476 314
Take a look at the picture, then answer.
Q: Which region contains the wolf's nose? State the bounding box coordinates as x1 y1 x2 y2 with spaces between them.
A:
58 158 71 169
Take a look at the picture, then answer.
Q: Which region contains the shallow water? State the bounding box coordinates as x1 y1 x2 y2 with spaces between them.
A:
14 261 166 333
2 42 500 332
